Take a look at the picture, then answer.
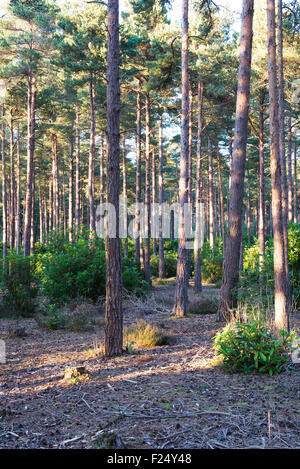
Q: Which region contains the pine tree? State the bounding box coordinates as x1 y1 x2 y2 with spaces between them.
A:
219 0 254 320
105 0 123 357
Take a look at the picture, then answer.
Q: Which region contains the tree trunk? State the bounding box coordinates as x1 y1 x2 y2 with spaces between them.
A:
9 109 15 250
173 0 189 317
30 85 37 254
186 86 193 278
68 137 73 241
122 132 128 257
23 75 36 256
204 179 208 241
144 92 151 285
158 116 165 279
228 129 233 197
30 174 35 253
208 138 215 249
217 186 221 238
216 141 225 248
1 105 7 266
88 72 96 233
135 83 141 264
258 88 265 280
227 129 233 229
105 0 123 357
194 80 203 291
152 148 157 255
16 123 21 254
287 115 293 223
99 131 105 207
267 0 289 331
38 176 44 244
277 0 290 284
62 167 67 236
52 133 59 232
48 177 53 233
247 173 251 243
219 0 254 320
188 87 193 207
239 233 243 271
75 104 80 228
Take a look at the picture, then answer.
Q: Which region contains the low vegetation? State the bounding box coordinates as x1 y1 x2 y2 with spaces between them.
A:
213 320 297 376
124 319 170 350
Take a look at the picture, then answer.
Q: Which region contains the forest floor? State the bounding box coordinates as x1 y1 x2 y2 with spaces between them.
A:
0 283 299 449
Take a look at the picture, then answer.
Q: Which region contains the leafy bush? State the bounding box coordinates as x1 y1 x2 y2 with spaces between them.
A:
200 240 223 283
150 251 178 278
124 319 169 349
213 320 295 375
163 239 178 252
35 240 106 302
288 223 300 306
122 257 147 294
0 254 37 317
35 238 145 303
241 226 300 307
243 243 260 272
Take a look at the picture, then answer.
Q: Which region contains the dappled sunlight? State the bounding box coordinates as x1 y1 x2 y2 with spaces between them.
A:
0 0 298 450
1 283 299 449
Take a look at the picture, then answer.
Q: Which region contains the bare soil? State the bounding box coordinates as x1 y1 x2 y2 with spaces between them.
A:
0 285 299 449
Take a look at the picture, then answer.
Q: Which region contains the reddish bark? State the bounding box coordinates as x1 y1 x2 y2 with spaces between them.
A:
219 0 254 319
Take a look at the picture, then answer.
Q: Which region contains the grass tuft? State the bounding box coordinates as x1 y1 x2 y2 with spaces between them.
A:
124 319 170 349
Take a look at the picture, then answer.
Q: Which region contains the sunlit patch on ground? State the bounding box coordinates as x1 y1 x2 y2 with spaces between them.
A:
0 285 299 449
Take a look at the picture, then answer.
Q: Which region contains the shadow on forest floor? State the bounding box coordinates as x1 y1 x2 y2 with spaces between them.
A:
0 284 299 449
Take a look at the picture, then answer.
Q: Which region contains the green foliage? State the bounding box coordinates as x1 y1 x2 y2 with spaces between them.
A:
122 257 147 294
150 238 225 284
288 223 300 305
35 240 106 302
199 239 223 283
0 253 37 317
243 243 260 272
35 234 145 303
213 320 295 375
36 303 66 330
241 225 300 306
163 239 178 252
150 251 177 278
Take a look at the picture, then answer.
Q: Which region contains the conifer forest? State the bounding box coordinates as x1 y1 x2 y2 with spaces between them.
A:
0 0 299 452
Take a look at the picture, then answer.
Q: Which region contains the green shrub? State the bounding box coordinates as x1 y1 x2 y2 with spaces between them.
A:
213 320 295 375
243 243 260 272
241 226 300 307
35 238 145 303
0 253 37 317
35 240 106 302
122 257 147 294
163 239 178 252
288 223 300 306
150 251 178 278
36 303 66 330
200 240 223 283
